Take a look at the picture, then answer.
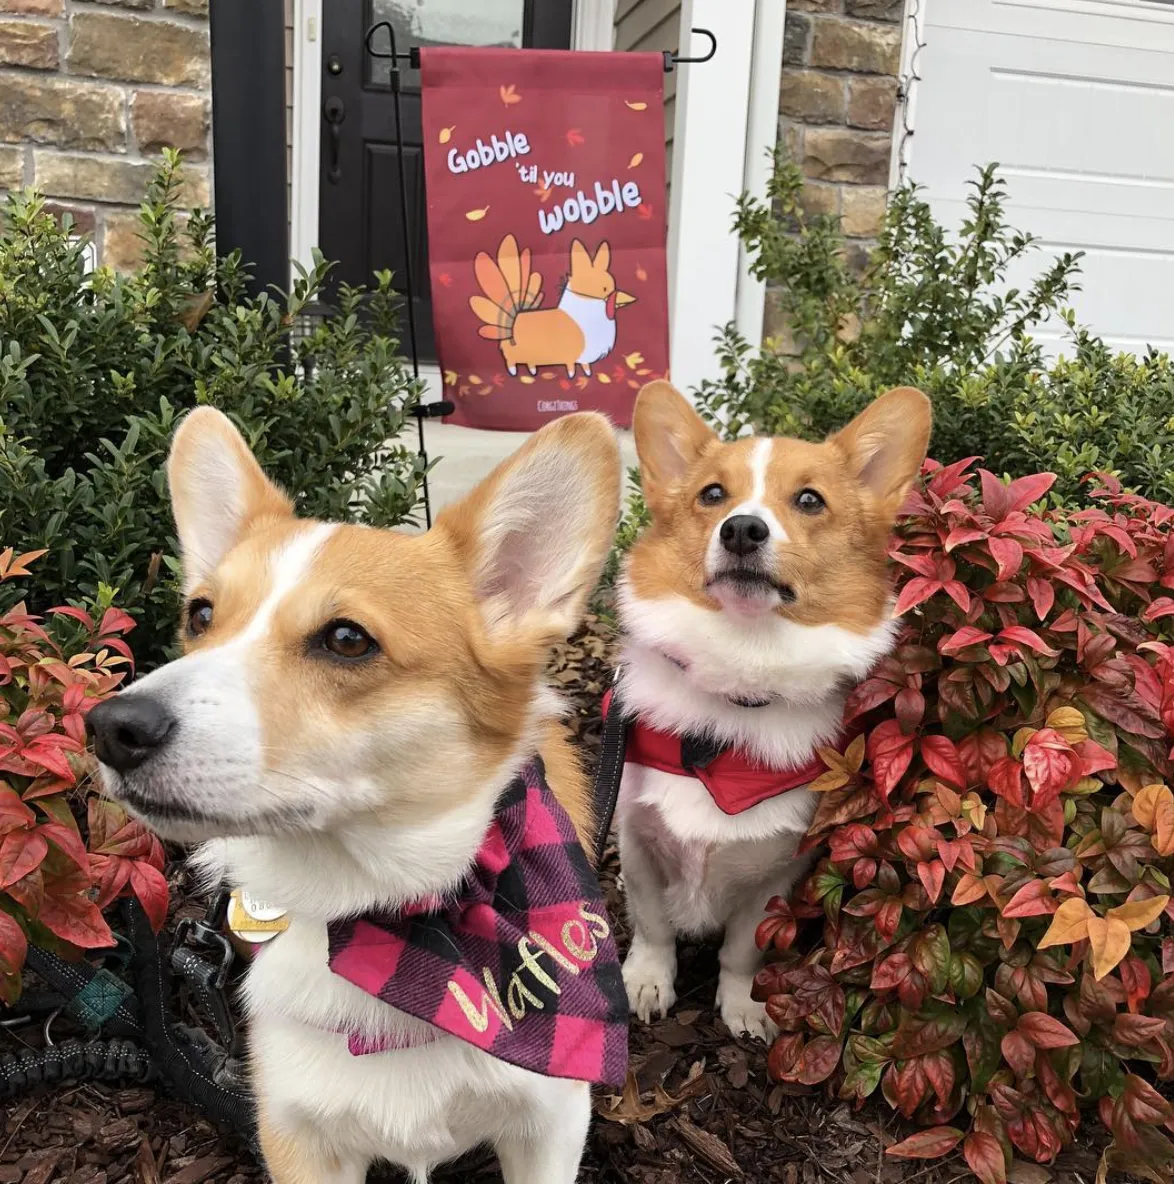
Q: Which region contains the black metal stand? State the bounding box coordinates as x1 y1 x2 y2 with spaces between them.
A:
362 25 719 530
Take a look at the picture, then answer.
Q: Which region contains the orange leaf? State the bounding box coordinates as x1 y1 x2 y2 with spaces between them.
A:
1132 783 1169 830
845 735 866 774
635 264 648 281
438 126 455 144
624 100 648 111
566 129 585 147
628 152 644 168
1108 895 1170 932
466 207 490 222
1156 794 1174 856
500 84 521 106
1087 916 1132 980
1038 896 1093 949
1046 706 1088 744
952 873 988 906
597 373 611 384
809 770 850 794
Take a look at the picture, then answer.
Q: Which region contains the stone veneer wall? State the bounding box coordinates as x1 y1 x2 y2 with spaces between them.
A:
770 0 904 340
0 0 210 271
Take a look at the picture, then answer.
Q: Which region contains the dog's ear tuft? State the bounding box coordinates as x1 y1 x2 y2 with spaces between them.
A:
436 413 621 646
632 380 718 514
167 408 292 592
831 387 932 520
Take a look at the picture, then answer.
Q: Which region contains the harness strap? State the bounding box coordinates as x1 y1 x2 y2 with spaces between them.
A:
590 673 629 868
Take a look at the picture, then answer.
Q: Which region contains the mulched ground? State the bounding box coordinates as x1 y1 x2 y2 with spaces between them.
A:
0 617 1126 1183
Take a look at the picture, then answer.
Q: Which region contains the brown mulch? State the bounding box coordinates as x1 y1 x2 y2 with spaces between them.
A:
0 617 1121 1183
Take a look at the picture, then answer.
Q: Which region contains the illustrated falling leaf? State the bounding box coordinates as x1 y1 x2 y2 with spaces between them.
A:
438 126 455 144
597 373 610 384
624 100 648 111
500 84 521 106
534 185 553 203
478 385 493 396
437 272 453 288
635 265 648 281
566 128 585 147
637 203 653 221
520 375 535 384
466 207 490 222
493 374 506 388
576 377 589 391
624 352 644 369
628 152 644 169
469 375 483 385
443 370 458 387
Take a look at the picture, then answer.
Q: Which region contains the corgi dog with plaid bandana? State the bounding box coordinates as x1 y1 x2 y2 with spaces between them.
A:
616 381 931 1042
86 409 624 1184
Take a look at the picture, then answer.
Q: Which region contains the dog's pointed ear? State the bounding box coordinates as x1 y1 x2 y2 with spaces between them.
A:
593 241 610 271
570 239 591 272
633 381 718 514
436 413 621 646
831 387 932 519
167 407 292 593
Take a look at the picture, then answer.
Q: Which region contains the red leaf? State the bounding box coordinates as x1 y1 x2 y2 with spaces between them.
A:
917 859 946 904
128 861 169 933
48 605 94 628
37 893 115 950
981 470 1056 520
793 1035 842 1085
39 822 88 869
939 626 994 657
0 830 48 889
98 607 136 637
867 720 915 801
997 626 1058 656
1000 1029 1035 1078
1022 729 1080 807
963 1131 1007 1184
1002 879 1057 918
1027 577 1056 621
845 676 902 721
894 687 926 731
1017 1011 1079 1049
988 757 1025 807
921 735 966 788
1120 955 1152 1014
895 577 942 615
21 738 75 783
885 1128 964 1160
989 536 1024 581
0 909 27 975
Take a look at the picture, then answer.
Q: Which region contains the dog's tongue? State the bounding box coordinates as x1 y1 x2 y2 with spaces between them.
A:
605 292 617 319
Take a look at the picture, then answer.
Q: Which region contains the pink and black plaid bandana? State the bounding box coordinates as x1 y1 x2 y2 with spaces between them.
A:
326 758 628 1085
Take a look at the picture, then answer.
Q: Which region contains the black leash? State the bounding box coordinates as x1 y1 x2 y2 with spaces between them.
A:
590 674 630 868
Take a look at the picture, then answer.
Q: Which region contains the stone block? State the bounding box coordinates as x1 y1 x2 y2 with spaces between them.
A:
0 143 23 189
0 75 125 151
44 200 96 234
131 89 209 158
33 151 208 207
67 12 209 87
847 75 898 130
800 180 840 217
803 128 890 184
783 11 811 66
846 0 903 21
162 0 208 13
101 207 146 271
0 0 63 14
841 185 888 236
811 18 901 75
0 18 59 68
780 70 845 124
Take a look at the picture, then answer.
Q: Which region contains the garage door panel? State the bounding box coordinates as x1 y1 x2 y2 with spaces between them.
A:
910 0 1174 356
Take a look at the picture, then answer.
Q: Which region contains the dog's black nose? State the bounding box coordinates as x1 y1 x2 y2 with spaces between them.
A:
720 514 770 557
86 695 177 773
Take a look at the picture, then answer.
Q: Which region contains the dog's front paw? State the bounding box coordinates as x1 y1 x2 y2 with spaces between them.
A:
622 943 677 1023
717 973 778 1043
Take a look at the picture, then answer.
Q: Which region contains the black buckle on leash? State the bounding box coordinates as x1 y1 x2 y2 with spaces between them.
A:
173 889 233 991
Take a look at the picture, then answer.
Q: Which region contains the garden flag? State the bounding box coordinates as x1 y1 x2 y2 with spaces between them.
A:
420 47 670 430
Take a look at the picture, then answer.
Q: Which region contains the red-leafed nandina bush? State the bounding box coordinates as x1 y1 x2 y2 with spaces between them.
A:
755 461 1174 1183
0 549 167 1003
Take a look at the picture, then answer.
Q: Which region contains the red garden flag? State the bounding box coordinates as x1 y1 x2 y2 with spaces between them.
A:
420 47 670 431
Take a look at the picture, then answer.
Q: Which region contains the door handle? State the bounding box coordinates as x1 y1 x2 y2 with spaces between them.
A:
324 96 345 184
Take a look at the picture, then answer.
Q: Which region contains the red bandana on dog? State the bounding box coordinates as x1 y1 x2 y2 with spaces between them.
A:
604 689 841 815
326 758 628 1085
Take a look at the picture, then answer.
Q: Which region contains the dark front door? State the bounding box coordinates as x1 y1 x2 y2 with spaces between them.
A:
319 0 574 364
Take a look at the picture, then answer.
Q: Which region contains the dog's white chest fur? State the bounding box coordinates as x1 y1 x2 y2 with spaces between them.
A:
617 764 816 936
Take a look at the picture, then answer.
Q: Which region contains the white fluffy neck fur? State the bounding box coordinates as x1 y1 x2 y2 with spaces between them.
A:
617 579 897 769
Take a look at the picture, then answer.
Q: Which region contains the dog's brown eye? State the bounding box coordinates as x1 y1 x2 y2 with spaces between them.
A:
698 483 726 507
187 599 213 637
795 488 826 514
322 620 378 660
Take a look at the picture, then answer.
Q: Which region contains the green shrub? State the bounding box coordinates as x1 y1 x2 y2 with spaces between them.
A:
693 154 1174 506
0 152 425 668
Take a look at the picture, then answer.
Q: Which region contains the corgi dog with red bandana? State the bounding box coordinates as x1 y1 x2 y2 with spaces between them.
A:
87 409 625 1184
615 381 931 1040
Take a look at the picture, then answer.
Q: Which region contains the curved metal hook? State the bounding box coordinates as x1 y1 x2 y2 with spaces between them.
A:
674 27 717 66
365 18 398 61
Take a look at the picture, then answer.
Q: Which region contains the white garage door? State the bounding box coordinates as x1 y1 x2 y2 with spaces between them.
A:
907 0 1174 355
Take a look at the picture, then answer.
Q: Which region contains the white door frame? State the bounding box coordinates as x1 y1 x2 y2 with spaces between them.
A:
667 0 784 397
